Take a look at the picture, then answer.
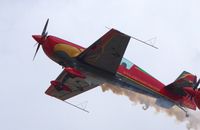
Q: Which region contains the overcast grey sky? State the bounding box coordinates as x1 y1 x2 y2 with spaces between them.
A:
0 0 200 130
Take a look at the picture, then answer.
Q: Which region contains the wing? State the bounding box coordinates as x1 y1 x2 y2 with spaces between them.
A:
77 29 131 74
45 70 99 101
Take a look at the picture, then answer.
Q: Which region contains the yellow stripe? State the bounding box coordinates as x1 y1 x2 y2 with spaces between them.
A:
54 44 82 57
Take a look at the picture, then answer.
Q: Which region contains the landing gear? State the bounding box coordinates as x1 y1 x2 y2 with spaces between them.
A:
177 105 189 117
142 104 149 110
186 112 189 117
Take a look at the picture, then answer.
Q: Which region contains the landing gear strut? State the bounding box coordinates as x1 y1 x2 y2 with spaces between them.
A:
142 104 149 110
177 105 189 117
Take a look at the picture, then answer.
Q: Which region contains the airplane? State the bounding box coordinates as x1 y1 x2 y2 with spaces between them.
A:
32 19 200 117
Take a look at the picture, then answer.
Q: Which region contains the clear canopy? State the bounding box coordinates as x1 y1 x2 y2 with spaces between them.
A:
120 58 134 69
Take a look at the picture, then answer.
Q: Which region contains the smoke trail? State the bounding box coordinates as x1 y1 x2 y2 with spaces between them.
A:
101 83 200 130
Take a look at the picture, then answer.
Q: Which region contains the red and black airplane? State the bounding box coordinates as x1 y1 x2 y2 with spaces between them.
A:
32 19 200 117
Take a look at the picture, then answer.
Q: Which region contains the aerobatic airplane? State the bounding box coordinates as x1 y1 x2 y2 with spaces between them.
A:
32 19 200 117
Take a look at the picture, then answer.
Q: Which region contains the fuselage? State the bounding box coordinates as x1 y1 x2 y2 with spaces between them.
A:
32 35 196 110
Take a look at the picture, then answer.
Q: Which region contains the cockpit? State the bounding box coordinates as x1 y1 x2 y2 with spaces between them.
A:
120 58 134 69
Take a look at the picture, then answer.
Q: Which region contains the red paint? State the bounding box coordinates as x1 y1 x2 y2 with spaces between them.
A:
33 31 198 110
117 64 197 110
32 35 44 44
50 80 72 92
61 84 72 92
181 74 197 83
194 91 200 109
184 87 196 97
64 67 86 79
50 80 60 86
32 35 85 60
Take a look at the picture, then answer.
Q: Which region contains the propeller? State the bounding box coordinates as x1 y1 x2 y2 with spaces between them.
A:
194 79 200 109
193 79 200 90
192 90 200 109
184 83 200 109
33 18 49 60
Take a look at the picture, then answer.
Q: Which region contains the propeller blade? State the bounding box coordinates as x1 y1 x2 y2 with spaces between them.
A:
32 19 49 61
41 18 49 36
33 43 40 60
196 79 200 88
193 79 200 90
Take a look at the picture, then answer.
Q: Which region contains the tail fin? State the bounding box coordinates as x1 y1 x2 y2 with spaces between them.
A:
176 71 197 83
165 71 197 96
171 71 197 88
179 72 200 109
165 71 200 110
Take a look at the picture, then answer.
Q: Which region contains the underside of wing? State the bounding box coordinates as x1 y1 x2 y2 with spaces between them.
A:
45 70 99 101
77 29 131 74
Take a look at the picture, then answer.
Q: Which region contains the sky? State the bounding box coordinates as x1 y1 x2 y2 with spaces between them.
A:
0 0 200 130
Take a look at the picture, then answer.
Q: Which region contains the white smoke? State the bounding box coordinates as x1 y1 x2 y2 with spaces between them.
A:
101 83 200 130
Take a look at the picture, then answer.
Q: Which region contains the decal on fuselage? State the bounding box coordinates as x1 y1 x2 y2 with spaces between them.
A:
54 43 82 58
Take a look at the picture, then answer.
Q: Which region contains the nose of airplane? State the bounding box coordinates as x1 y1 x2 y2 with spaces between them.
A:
32 35 44 44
